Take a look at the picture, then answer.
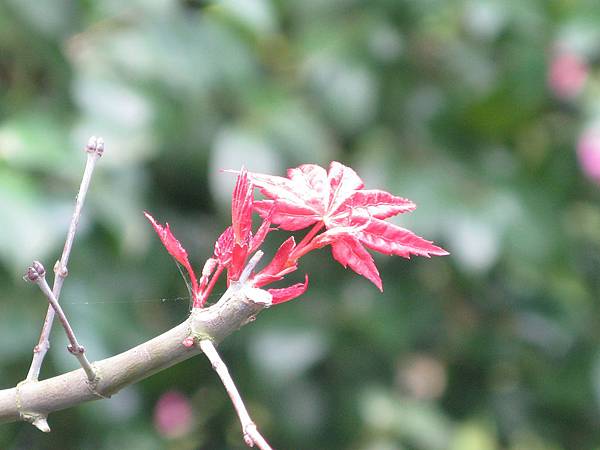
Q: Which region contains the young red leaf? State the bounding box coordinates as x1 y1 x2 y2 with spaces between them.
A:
198 258 218 293
230 242 249 282
247 172 307 209
326 161 364 216
254 237 297 287
214 226 234 267
342 189 416 220
249 212 273 254
268 274 309 304
234 161 447 292
144 212 199 294
231 168 254 245
330 235 382 291
357 218 449 258
254 199 321 231
287 164 329 213
248 161 365 231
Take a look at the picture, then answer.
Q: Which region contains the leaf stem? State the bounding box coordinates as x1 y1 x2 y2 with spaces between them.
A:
26 137 103 382
197 265 224 307
289 222 324 261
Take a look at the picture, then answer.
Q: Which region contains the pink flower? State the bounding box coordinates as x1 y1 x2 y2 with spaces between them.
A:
154 390 193 438
548 52 588 99
578 128 600 183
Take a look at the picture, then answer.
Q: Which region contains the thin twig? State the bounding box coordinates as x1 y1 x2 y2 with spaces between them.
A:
196 253 273 448
26 136 104 382
199 339 274 450
25 262 97 382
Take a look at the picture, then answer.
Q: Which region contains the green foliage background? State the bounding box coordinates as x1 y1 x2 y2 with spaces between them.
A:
1 1 600 449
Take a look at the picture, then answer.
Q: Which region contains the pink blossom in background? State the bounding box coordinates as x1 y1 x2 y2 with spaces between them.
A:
548 52 588 99
154 390 193 438
577 129 600 184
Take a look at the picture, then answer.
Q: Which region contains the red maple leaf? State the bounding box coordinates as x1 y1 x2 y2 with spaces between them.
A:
146 169 310 308
144 212 201 303
267 274 309 304
147 162 447 309
215 168 273 283
247 161 448 291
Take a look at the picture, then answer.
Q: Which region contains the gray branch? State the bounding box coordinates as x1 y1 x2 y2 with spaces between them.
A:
0 290 266 431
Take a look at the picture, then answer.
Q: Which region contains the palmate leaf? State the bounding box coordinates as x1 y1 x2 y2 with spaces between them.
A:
357 218 448 258
251 162 363 230
330 235 382 291
342 189 416 220
247 161 448 289
147 162 447 308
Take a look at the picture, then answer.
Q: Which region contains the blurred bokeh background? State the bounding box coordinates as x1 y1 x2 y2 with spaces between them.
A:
1 0 600 449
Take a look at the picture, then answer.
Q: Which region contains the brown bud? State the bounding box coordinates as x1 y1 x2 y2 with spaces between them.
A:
32 261 45 277
25 261 46 282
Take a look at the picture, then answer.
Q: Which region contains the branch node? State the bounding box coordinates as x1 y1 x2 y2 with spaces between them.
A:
67 344 85 354
15 382 51 432
27 270 97 382
53 260 68 278
244 422 258 446
86 363 108 399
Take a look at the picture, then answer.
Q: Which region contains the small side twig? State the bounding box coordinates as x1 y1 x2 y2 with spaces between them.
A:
26 136 104 382
199 339 273 450
25 262 97 383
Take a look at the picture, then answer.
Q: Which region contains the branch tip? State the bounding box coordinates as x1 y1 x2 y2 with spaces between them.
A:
26 136 103 381
85 136 105 156
25 261 46 283
53 259 68 278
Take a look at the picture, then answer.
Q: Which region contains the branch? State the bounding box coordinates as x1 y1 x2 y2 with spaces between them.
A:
199 340 273 450
193 252 274 449
25 262 97 382
26 136 104 382
0 288 267 431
